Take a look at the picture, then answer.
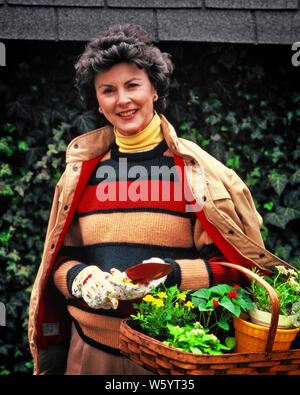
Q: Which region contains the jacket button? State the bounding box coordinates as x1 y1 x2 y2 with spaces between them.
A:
73 166 78 172
259 253 265 258
203 196 207 202
191 159 196 165
74 143 79 149
51 244 55 249
64 205 68 210
228 229 234 235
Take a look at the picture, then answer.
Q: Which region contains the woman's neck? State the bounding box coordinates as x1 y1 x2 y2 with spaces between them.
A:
114 113 164 153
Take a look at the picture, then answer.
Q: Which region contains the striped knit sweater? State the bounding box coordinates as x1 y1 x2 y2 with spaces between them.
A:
53 139 243 352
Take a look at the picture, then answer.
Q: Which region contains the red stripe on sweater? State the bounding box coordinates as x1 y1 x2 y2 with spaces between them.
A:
77 181 187 214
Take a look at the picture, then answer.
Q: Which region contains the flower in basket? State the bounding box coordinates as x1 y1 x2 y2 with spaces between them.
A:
131 283 252 355
191 283 254 334
131 286 197 339
249 265 300 328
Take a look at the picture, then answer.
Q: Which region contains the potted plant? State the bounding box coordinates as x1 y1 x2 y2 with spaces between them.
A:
249 265 300 328
233 265 300 353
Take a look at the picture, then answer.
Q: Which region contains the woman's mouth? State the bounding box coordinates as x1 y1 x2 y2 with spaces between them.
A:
117 109 138 119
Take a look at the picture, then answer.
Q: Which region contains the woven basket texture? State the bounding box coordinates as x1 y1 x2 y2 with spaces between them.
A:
120 319 300 375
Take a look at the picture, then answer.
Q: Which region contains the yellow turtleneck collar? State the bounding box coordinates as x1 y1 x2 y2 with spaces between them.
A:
114 112 164 153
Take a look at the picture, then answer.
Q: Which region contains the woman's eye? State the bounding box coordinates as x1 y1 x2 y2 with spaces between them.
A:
103 88 113 94
128 83 138 88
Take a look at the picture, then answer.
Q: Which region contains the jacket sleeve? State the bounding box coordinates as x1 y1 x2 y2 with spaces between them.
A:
227 169 264 247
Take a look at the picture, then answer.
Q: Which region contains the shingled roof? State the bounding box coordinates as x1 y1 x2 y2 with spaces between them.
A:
0 1 299 44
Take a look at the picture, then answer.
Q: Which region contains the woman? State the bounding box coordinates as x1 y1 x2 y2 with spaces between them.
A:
28 24 291 375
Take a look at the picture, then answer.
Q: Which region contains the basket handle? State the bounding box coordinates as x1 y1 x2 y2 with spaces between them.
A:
215 262 279 354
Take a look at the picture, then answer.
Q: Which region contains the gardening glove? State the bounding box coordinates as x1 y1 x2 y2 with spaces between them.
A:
109 259 167 301
72 265 118 310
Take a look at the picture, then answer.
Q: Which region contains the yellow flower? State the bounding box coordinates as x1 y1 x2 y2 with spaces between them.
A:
185 301 195 309
151 298 164 307
157 291 168 299
142 294 155 303
178 293 187 301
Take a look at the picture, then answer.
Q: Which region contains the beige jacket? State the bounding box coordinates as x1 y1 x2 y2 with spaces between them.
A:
28 115 291 374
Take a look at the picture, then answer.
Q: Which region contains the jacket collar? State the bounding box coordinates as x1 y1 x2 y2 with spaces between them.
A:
65 115 197 164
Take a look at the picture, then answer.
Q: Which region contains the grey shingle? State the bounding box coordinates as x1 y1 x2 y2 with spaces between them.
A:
7 0 105 4
205 0 298 9
7 0 55 5
157 9 255 43
107 0 203 8
0 6 56 40
256 11 298 44
55 0 105 6
57 7 156 41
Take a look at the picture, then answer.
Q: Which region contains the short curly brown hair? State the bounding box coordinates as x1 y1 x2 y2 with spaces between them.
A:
74 24 174 113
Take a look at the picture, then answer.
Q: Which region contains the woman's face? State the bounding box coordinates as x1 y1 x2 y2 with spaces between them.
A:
94 62 156 136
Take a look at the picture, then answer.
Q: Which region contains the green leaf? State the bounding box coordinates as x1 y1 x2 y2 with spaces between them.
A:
190 347 203 354
217 317 229 331
269 173 289 196
290 169 300 185
192 298 209 311
265 206 300 229
191 289 211 299
73 111 97 133
225 337 236 349
209 284 231 295
18 141 29 151
263 202 274 211
220 296 241 317
264 211 286 229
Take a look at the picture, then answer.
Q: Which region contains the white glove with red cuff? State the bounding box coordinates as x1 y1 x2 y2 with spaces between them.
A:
72 266 118 310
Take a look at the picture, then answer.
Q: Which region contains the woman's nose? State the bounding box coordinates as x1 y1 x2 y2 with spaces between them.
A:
116 89 131 106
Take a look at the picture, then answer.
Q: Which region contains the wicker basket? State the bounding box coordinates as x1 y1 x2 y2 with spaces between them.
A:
119 262 300 375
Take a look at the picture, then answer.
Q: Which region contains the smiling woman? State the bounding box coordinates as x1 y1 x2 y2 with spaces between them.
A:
28 23 291 376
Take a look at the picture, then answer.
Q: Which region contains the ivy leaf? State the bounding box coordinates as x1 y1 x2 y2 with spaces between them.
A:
263 202 274 211
268 173 289 196
290 169 300 185
73 111 98 133
278 207 300 224
265 206 300 229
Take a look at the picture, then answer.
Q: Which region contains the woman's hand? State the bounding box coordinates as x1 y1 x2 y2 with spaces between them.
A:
72 266 118 310
108 266 166 300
